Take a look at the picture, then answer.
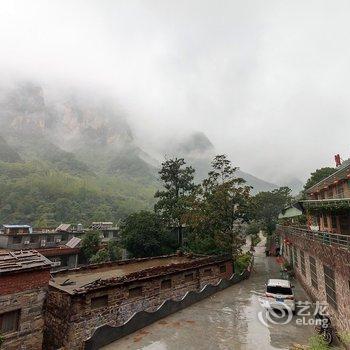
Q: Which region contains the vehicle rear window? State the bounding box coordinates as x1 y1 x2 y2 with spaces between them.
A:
267 286 292 295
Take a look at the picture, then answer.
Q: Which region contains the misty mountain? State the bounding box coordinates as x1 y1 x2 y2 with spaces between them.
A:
280 178 304 195
167 131 278 194
0 135 22 163
0 82 282 225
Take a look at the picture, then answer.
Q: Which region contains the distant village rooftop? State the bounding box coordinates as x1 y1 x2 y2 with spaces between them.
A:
0 250 52 274
50 254 229 295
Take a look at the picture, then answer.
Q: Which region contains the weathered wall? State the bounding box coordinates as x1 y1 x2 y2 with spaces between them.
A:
0 270 50 350
44 260 234 350
85 265 251 350
279 227 350 332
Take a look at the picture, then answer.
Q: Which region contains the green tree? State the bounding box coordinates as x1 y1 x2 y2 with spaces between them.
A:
186 155 251 258
121 211 176 258
107 240 122 261
154 158 196 245
81 231 101 261
90 248 109 264
304 167 336 191
252 187 292 234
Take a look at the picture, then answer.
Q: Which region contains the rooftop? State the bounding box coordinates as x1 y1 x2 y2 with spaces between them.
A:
307 160 350 194
0 250 52 274
50 254 229 295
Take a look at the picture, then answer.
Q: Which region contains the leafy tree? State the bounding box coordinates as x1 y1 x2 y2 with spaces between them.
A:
304 167 336 191
107 240 122 261
81 231 101 261
121 211 176 258
186 155 252 259
154 158 196 245
252 187 292 234
246 220 260 236
90 249 109 264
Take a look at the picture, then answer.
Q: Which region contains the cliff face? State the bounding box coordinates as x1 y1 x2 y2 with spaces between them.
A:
0 82 151 177
0 81 279 192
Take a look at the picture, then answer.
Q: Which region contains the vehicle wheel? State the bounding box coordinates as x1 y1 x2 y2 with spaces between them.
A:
323 331 333 345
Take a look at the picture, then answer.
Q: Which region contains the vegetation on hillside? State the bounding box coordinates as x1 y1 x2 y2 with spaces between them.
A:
0 161 156 226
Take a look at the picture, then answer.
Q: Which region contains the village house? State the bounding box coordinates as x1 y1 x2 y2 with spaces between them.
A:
0 250 52 350
0 224 81 270
278 157 350 333
44 253 234 349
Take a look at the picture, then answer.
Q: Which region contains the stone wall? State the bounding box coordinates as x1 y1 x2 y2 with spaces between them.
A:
0 270 50 350
279 227 350 332
44 259 233 349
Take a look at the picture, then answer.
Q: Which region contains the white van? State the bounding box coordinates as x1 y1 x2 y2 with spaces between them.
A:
265 279 296 312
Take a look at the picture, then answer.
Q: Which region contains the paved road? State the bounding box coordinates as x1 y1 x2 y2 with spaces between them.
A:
103 241 314 350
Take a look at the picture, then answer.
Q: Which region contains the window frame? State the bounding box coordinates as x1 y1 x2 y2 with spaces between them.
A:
323 265 337 309
91 295 108 309
309 256 318 290
0 309 20 334
300 250 306 276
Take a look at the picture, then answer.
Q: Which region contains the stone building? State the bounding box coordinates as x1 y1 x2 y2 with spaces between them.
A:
0 250 52 350
44 254 233 349
278 158 350 333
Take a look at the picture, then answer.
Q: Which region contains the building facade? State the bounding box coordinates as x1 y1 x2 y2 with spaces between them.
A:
278 159 350 333
0 250 52 350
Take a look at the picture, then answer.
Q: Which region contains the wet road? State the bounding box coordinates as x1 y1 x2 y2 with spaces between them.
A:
102 242 314 350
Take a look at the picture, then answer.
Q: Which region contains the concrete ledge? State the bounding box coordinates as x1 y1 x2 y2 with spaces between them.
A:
84 257 254 350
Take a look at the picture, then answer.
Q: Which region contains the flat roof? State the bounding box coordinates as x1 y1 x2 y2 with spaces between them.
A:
0 250 52 274
3 224 31 228
50 255 220 295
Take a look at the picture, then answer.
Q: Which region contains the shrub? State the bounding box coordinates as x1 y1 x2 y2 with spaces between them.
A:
308 335 330 350
234 252 252 274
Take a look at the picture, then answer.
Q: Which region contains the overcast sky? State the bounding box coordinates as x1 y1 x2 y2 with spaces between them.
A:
1 0 350 183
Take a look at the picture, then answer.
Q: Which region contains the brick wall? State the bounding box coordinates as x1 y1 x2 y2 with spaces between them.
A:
0 270 50 295
0 276 49 350
44 260 233 349
279 228 350 332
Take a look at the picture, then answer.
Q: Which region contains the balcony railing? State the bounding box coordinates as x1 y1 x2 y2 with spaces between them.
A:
276 224 350 250
301 198 350 212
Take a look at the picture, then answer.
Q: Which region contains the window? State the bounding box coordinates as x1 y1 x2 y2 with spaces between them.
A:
327 189 333 199
0 310 20 333
46 235 54 243
293 246 298 267
91 295 108 309
331 216 337 230
30 235 38 243
220 265 227 273
336 184 344 198
323 265 337 309
129 286 142 298
161 279 172 290
309 256 318 289
266 286 293 295
203 268 213 277
300 250 306 276
323 216 328 228
12 236 22 244
185 273 194 282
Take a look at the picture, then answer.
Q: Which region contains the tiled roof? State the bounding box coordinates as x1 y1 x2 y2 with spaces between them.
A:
0 250 52 274
306 160 350 193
